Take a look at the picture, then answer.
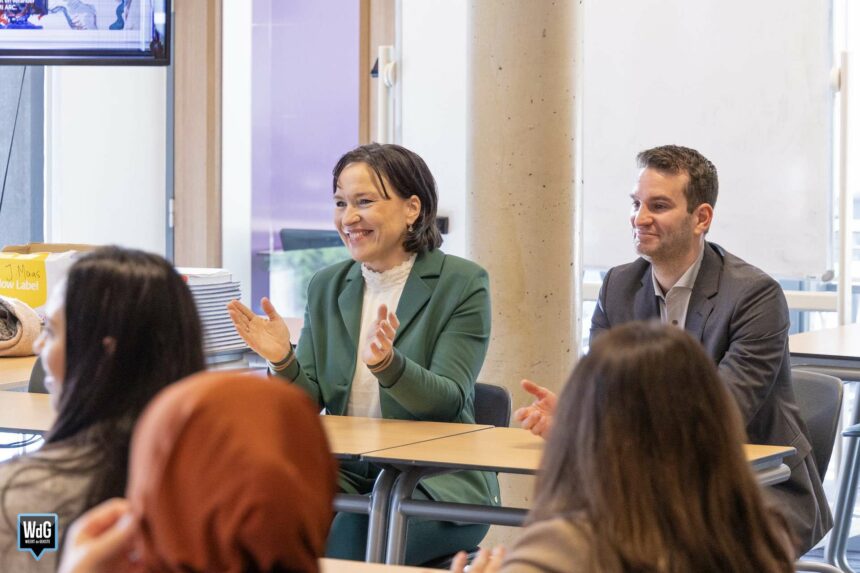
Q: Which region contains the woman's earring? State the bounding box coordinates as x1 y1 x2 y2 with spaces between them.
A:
408 223 414 233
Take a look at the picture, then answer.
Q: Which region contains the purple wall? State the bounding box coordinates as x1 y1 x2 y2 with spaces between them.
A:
251 0 360 310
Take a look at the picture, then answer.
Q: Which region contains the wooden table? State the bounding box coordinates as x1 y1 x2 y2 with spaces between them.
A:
363 427 795 564
365 426 543 474
0 356 36 390
743 444 801 485
0 396 796 567
321 415 490 460
320 558 437 572
321 415 491 563
0 390 53 433
789 324 860 400
790 323 860 369
364 427 791 478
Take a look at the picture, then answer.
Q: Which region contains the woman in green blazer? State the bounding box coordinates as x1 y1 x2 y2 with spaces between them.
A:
228 143 500 564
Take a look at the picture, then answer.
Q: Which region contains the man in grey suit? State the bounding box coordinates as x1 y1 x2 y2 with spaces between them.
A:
516 145 831 553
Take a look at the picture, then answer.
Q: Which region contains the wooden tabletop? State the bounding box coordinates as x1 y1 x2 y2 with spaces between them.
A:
0 393 796 477
0 390 53 434
789 323 860 360
321 415 491 460
0 398 492 446
0 356 36 388
320 558 437 572
744 444 797 471
363 426 795 475
362 426 544 474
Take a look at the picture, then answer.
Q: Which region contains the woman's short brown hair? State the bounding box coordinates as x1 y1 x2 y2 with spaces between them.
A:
332 143 443 254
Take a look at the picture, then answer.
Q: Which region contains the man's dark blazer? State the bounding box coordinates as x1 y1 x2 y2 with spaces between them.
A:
591 241 831 553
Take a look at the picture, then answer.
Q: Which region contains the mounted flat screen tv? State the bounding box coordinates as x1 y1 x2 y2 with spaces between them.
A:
0 0 169 65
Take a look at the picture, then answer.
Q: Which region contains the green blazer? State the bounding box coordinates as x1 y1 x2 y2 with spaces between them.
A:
276 248 500 507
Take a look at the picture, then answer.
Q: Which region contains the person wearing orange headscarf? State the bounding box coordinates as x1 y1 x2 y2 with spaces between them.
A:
59 370 338 573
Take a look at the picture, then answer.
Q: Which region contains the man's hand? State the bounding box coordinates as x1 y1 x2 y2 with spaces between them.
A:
58 498 138 573
513 379 558 439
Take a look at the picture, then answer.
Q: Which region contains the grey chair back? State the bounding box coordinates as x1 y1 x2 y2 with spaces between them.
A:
792 368 843 479
474 383 512 427
28 356 48 394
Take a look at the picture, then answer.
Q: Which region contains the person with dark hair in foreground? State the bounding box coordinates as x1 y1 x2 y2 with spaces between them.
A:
0 246 205 572
227 143 499 563
515 144 830 554
454 322 795 573
57 371 338 573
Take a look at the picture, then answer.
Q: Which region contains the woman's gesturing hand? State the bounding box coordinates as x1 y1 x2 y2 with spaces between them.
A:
362 304 400 368
450 547 505 573
227 297 293 363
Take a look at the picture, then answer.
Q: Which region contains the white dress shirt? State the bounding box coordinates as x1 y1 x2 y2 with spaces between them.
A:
651 244 705 328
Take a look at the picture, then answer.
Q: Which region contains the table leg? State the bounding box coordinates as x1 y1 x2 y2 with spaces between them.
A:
365 467 398 563
384 469 425 565
826 435 860 572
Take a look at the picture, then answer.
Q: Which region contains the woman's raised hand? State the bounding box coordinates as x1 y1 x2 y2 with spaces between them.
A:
58 498 138 573
362 304 400 367
227 298 292 363
450 547 505 573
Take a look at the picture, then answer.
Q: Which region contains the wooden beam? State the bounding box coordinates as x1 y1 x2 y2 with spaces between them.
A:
173 0 222 267
359 0 371 144
364 0 395 144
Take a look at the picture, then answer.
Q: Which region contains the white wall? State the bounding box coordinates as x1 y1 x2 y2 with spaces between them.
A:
44 67 167 254
221 0 253 306
399 0 467 258
582 0 832 278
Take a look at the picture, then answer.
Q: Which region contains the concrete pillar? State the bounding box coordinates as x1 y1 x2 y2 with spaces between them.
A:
466 0 582 546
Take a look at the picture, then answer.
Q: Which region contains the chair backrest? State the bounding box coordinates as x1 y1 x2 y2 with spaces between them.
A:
474 383 512 427
791 368 843 479
28 356 48 394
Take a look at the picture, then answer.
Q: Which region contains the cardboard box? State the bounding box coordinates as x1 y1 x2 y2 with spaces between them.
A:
2 243 98 255
0 243 99 317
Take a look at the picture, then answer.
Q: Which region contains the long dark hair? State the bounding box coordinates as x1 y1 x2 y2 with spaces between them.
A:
47 246 204 507
531 322 793 572
332 143 443 254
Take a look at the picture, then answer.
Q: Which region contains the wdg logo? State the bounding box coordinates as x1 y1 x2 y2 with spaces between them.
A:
17 514 58 561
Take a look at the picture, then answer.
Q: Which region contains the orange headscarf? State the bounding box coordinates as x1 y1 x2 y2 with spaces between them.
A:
127 371 337 573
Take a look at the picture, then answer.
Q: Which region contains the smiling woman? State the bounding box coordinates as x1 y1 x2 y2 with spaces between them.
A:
333 162 420 272
227 143 498 565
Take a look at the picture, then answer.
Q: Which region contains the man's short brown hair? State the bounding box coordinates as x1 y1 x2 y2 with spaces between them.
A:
637 145 718 212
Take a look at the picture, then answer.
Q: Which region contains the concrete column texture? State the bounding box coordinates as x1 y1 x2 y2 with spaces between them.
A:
466 0 582 547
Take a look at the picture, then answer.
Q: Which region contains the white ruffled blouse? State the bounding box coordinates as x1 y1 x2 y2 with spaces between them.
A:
346 254 416 418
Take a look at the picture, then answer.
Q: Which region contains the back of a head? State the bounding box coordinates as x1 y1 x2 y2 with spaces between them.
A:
51 246 205 442
41 246 204 514
532 322 792 572
128 371 338 573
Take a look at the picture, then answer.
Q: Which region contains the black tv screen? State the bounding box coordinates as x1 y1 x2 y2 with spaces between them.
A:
0 0 169 65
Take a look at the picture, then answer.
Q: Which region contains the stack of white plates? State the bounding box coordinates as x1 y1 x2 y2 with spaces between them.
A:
177 268 247 358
